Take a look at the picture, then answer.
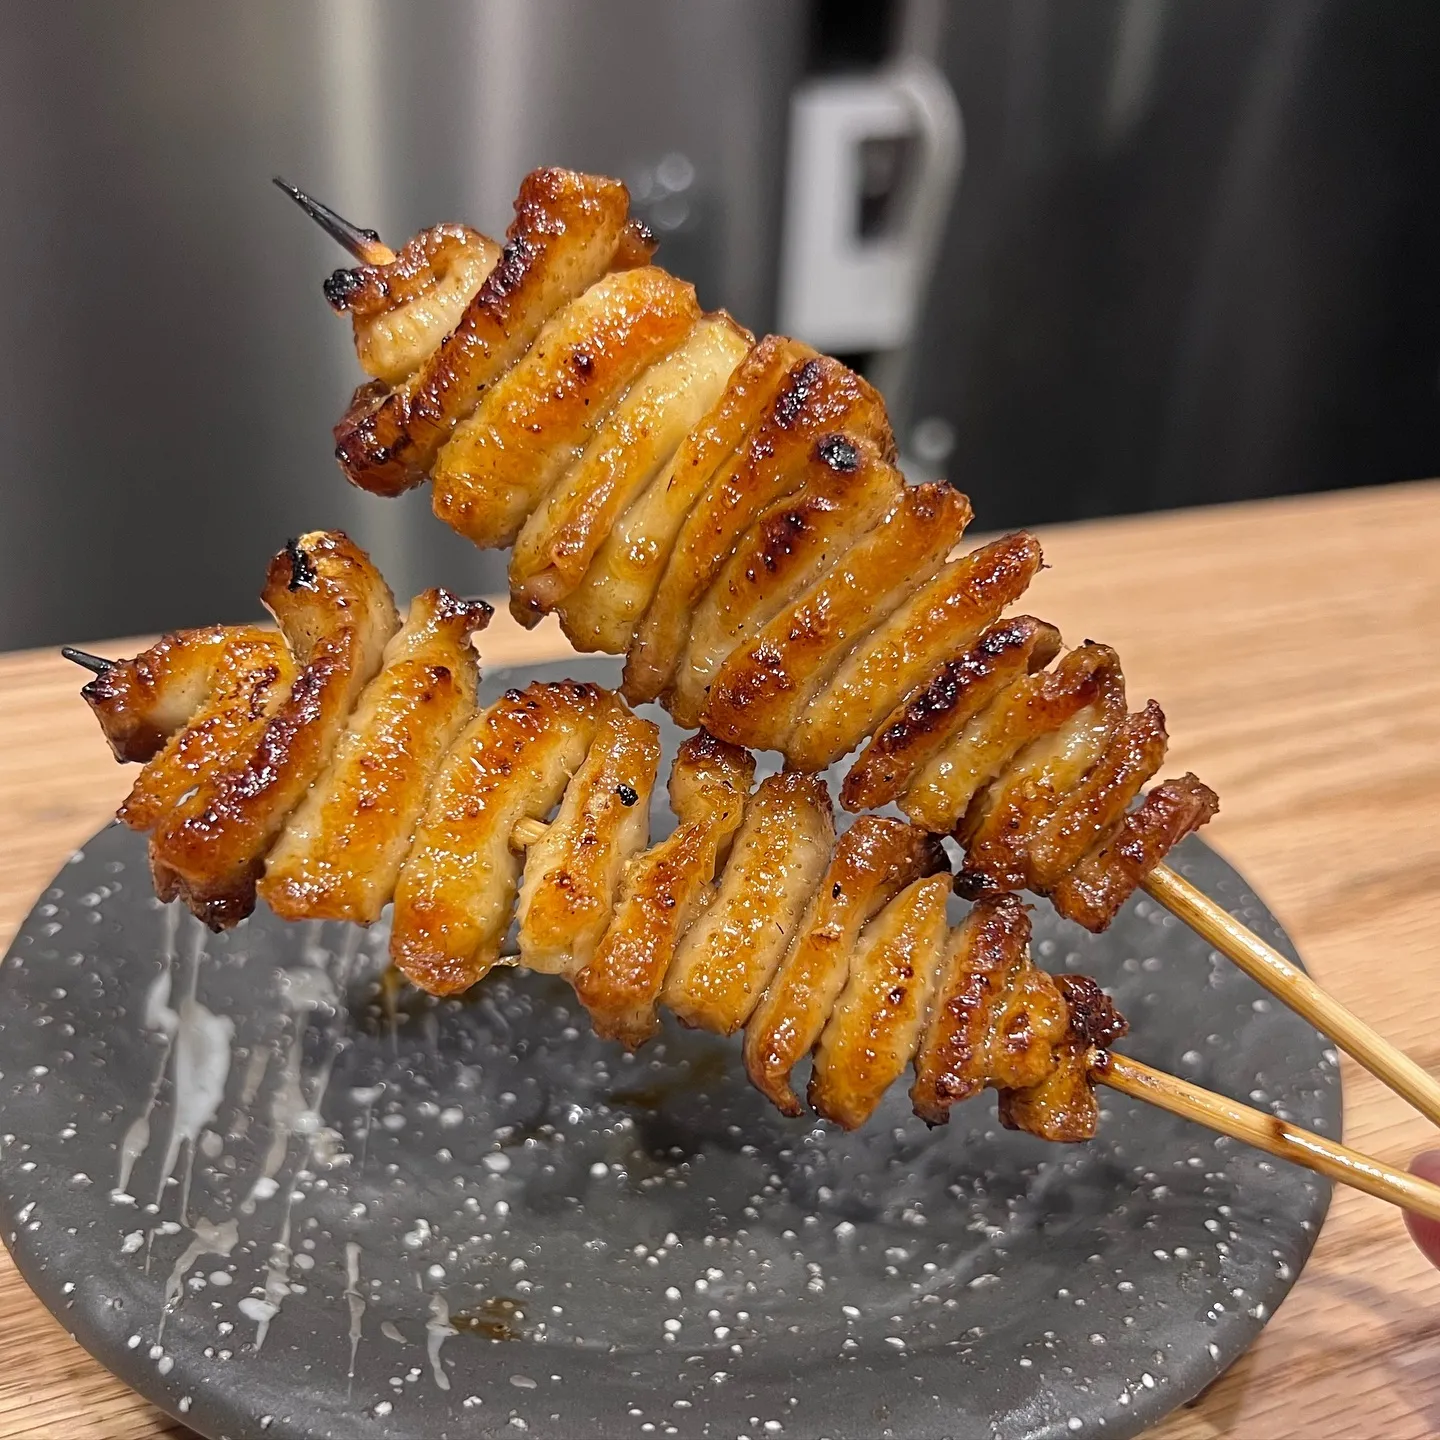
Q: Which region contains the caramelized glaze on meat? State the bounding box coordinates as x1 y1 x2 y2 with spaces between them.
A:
517 696 661 979
998 974 1129 1141
390 680 605 995
701 481 972 752
510 312 752 620
106 630 295 832
841 616 1062 813
433 266 701 554
745 818 945 1116
335 169 647 497
809 873 953 1130
82 625 266 764
312 170 1218 930
910 894 1067 1125
663 772 835 1035
149 532 398 928
575 733 754 1048
1048 774 1220 932
325 223 501 387
625 350 891 704
80 531 1133 1141
260 588 492 924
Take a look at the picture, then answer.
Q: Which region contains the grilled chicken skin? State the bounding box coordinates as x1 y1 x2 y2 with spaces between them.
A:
260 588 493 925
316 170 1217 926
81 570 1129 1139
119 533 399 928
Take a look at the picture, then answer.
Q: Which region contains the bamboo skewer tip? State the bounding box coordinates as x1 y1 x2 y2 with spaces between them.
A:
60 646 112 674
271 177 396 266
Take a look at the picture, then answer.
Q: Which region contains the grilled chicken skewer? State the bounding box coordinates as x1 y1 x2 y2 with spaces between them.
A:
66 634 1440 1221
272 173 1440 1131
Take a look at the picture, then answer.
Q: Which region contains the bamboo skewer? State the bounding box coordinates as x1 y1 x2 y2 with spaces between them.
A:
52 645 1440 1221
1143 864 1440 1129
267 187 1440 1131
271 178 397 266
1091 1048 1440 1223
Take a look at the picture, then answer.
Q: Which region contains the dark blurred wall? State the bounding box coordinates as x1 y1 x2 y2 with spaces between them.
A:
0 0 805 649
908 0 1440 526
2 0 1437 650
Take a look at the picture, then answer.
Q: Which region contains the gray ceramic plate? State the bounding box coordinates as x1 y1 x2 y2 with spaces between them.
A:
0 658 1338 1440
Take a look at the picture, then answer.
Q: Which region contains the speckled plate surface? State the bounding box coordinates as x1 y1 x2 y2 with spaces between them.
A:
0 658 1338 1440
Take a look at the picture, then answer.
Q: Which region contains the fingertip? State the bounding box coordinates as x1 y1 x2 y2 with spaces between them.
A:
1406 1151 1440 1269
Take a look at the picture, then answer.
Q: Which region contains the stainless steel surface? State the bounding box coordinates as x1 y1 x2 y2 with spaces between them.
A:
907 0 1440 525
4 0 1439 652
0 0 806 650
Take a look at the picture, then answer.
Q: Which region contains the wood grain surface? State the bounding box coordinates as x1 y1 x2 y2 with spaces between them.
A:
0 480 1437 1438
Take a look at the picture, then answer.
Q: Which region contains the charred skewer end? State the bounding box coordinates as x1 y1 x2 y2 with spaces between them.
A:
271 176 396 266
60 646 113 674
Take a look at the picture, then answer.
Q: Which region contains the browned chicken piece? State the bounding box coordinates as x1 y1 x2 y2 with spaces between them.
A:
668 435 903 729
910 894 1068 1125
901 641 1124 836
575 733 754 1048
787 532 1045 772
309 171 1220 938
1020 701 1169 892
662 771 834 1035
433 266 701 556
112 632 296 834
324 223 501 387
998 974 1129 1142
744 818 945 1116
1048 774 1221 933
390 680 605 994
148 533 398 929
259 588 492 925
335 169 649 497
702 481 973 756
81 624 264 763
809 872 953 1130
517 695 662 980
625 350 892 705
509 313 752 620
841 617 1062 813
957 655 1128 893
561 333 805 656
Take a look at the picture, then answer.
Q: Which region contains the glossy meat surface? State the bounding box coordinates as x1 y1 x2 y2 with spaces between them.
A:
662 771 834 1035
433 266 700 554
109 630 294 831
1049 774 1221 932
83 625 258 764
701 481 971 755
517 695 661 979
335 169 644 497
997 974 1129 1141
510 313 750 620
744 817 944 1116
260 589 491 924
669 435 902 729
910 894 1068 1125
326 223 501 387
809 873 952 1130
625 348 888 704
390 681 605 994
788 531 1043 772
575 733 754 1048
841 616 1061 813
149 532 398 928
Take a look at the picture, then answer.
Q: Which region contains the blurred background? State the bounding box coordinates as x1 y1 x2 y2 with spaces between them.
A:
2 0 1439 649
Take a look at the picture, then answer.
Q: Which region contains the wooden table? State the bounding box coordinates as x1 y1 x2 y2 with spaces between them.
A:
1 480 1438 1438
